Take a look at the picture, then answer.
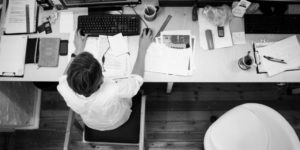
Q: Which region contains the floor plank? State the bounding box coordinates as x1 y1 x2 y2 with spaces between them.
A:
6 83 300 150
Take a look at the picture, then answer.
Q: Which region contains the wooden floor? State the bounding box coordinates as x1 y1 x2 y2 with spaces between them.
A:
2 83 300 150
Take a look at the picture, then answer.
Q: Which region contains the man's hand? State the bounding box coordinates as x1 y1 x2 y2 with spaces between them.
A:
138 28 153 55
74 29 88 55
131 28 154 77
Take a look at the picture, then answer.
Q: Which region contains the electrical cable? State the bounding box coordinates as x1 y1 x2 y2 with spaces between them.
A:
127 5 149 28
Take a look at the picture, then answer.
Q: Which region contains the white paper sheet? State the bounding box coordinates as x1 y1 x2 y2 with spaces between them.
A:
0 35 27 76
108 33 129 56
84 37 100 59
59 11 74 33
232 32 246 45
145 43 191 76
257 35 300 76
145 30 195 76
198 8 233 50
102 53 130 78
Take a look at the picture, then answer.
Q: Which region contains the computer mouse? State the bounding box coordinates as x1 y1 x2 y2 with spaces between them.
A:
79 29 85 36
144 28 151 35
205 29 214 50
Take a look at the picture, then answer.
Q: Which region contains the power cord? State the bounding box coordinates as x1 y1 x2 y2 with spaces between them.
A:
127 5 149 28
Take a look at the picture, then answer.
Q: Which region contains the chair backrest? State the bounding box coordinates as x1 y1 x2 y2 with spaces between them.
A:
204 103 300 150
64 95 146 150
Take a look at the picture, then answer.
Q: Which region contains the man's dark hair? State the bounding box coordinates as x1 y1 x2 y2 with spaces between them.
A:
67 52 103 97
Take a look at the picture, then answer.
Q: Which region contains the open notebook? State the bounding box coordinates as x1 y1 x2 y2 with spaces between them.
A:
4 0 38 34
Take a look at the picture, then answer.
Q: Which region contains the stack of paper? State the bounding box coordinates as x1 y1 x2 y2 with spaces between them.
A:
68 32 130 78
255 35 300 76
145 30 196 76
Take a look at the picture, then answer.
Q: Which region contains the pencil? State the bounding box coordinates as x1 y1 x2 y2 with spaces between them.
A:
145 5 150 14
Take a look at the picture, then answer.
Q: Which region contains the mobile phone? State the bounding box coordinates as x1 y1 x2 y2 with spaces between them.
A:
44 22 52 34
217 26 224 37
59 40 68 56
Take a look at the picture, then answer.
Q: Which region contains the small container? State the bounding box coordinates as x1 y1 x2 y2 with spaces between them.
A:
238 51 253 70
144 5 159 21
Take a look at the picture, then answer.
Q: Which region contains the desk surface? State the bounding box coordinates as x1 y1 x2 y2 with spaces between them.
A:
1 2 300 82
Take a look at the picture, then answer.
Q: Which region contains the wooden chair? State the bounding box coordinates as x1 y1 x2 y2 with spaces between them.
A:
64 94 146 150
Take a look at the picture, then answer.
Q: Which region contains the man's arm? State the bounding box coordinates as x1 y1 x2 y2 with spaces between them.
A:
63 29 88 74
132 29 153 77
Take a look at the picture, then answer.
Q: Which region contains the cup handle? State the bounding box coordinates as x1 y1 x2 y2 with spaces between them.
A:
155 6 160 12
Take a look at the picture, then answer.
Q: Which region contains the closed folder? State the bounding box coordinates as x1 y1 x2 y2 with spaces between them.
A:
38 38 60 67
0 35 28 77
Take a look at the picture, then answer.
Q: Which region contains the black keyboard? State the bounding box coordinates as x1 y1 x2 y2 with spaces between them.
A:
244 14 300 34
78 14 140 36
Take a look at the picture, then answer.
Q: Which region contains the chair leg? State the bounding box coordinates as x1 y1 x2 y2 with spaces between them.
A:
64 109 75 150
166 82 174 94
139 96 146 150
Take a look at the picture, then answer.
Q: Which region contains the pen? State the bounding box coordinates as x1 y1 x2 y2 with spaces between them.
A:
263 55 287 64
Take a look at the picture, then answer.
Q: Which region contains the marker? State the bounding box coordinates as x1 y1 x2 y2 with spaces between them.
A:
263 55 287 64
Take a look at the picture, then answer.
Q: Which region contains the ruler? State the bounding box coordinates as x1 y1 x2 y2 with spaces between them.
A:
155 15 172 37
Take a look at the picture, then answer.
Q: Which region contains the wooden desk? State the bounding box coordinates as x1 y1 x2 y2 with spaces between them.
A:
1 2 300 85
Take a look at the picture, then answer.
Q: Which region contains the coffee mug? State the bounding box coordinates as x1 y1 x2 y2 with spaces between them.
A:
144 5 159 21
238 51 253 70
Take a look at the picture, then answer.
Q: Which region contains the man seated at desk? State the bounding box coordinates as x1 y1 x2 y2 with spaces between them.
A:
57 29 153 131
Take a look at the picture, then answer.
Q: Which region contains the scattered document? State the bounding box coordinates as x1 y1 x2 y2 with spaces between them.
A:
68 32 130 78
230 17 246 45
198 8 233 50
102 53 130 78
145 30 195 76
103 34 130 77
59 11 74 33
146 44 190 75
68 32 102 61
0 35 28 77
254 35 300 76
99 34 130 77
84 37 101 59
108 33 129 56
4 0 37 34
232 32 246 45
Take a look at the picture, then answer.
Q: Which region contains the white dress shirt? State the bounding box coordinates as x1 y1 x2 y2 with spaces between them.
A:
57 74 143 131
